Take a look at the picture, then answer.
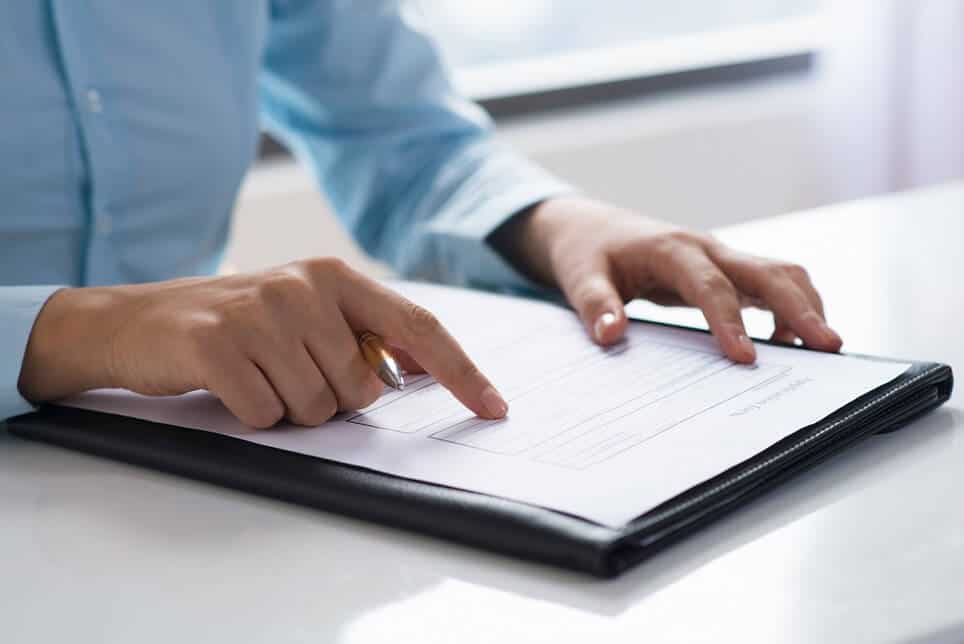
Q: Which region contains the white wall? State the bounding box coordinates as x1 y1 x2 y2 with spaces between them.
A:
499 72 828 229
226 71 829 275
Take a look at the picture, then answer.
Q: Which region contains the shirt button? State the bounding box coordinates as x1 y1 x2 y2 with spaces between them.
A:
86 89 103 113
95 212 112 236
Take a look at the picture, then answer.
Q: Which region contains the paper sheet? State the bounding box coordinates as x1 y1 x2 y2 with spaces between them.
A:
61 282 909 528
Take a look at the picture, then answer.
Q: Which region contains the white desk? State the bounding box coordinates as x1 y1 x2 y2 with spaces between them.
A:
3 183 963 644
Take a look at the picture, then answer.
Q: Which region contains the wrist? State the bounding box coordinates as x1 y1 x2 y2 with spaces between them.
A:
514 196 609 283
490 197 585 288
18 286 128 403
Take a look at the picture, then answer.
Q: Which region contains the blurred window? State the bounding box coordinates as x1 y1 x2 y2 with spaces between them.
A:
414 1 823 99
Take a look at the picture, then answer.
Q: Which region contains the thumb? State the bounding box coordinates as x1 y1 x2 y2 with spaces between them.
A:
566 271 627 345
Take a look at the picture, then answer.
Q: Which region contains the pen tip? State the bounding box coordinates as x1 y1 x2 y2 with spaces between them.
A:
378 364 405 391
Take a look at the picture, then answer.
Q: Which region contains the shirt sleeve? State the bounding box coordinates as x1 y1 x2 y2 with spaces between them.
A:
258 0 574 292
0 286 62 422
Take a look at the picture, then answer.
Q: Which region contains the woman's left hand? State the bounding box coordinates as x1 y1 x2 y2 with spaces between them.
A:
492 196 843 363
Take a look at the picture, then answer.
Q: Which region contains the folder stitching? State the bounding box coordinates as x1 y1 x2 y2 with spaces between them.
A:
631 364 944 529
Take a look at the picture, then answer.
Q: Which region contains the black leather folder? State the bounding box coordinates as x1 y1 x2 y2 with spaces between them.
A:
6 354 952 578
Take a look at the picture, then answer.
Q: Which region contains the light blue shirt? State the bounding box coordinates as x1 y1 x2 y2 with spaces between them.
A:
0 1 569 420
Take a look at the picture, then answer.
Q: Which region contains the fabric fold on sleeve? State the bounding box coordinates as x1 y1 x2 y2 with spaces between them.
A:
258 1 574 294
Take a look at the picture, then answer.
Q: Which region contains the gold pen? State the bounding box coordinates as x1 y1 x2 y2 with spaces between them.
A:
358 331 405 391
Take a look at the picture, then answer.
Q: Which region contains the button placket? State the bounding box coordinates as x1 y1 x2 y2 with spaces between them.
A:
86 88 103 113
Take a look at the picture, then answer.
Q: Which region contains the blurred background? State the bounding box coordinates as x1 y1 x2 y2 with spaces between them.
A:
228 0 964 275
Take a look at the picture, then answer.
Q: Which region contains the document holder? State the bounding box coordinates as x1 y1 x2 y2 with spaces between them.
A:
6 354 952 578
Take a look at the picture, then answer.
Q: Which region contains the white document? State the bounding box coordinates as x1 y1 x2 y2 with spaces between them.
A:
61 281 909 528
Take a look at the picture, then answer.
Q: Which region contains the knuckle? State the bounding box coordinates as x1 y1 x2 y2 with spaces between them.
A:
746 257 771 274
340 375 383 411
285 404 312 427
694 270 732 297
302 256 351 280
289 387 337 426
650 237 680 261
781 262 809 282
319 387 339 420
652 230 702 264
665 229 707 248
405 302 442 339
247 398 285 429
255 271 310 307
287 406 322 427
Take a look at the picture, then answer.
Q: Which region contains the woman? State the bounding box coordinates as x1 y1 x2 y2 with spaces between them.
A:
1 2 841 427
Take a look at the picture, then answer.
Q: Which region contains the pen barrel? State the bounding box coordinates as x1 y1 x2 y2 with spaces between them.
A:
358 331 404 390
358 331 389 364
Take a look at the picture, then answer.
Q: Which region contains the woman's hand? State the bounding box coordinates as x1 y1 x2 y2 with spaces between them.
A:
493 196 843 362
18 258 508 428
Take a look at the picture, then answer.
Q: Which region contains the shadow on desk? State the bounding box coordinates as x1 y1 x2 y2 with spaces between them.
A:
1 405 959 631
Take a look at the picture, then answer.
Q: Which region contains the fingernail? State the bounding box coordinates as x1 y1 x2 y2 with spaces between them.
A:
594 312 618 342
481 386 508 418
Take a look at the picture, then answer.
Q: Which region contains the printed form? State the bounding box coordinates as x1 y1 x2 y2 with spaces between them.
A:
63 282 908 528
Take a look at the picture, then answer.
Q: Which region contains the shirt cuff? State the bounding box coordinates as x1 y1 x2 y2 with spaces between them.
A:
0 286 63 422
426 145 576 295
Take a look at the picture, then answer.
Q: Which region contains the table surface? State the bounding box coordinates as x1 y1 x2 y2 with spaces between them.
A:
3 182 963 644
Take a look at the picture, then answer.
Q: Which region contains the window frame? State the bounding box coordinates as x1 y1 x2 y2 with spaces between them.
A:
258 12 825 157
451 14 824 102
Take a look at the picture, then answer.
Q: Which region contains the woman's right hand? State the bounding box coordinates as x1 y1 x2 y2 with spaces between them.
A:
18 257 508 428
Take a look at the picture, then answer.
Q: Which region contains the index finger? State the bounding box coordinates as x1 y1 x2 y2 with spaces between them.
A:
335 275 508 420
